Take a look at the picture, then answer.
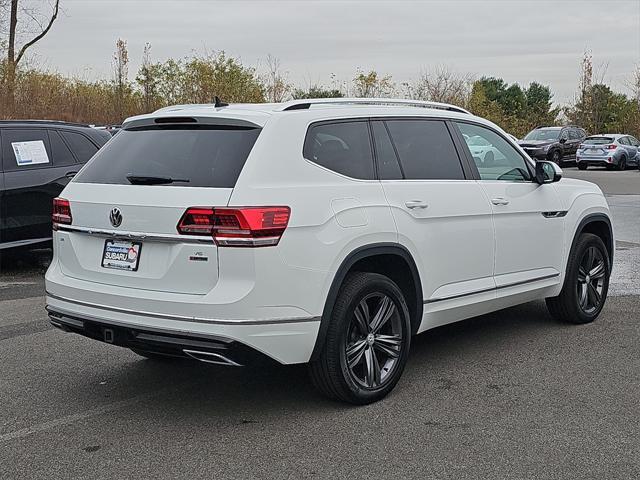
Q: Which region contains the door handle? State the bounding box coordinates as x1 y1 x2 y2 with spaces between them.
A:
491 197 510 206
65 171 78 179
405 200 429 210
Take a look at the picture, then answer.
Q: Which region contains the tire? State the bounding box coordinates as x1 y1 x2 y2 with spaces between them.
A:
546 233 610 324
130 348 181 361
616 156 627 171
549 149 562 165
577 162 587 170
309 272 412 404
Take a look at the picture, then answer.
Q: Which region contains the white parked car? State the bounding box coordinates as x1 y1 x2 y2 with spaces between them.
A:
46 98 613 404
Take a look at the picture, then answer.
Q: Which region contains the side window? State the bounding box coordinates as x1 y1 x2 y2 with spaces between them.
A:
371 121 402 180
1 128 52 172
303 121 374 180
619 137 629 146
569 129 581 140
61 131 99 164
560 129 570 141
629 136 640 147
455 122 532 182
48 131 76 167
385 120 465 180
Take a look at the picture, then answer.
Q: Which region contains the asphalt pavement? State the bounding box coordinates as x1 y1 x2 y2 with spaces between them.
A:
1 167 638 479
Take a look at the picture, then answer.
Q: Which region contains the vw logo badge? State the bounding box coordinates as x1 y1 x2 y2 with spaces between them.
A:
109 207 123 228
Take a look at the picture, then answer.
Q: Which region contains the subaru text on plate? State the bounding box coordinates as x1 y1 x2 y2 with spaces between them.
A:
45 98 614 404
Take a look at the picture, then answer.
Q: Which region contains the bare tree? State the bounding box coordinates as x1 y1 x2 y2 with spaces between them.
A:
112 38 129 120
404 66 474 107
263 54 290 102
3 0 60 114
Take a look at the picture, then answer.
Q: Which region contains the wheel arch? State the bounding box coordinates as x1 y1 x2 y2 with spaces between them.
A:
310 243 423 361
573 213 614 267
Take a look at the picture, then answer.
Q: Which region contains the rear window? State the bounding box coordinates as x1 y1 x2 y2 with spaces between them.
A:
584 137 613 145
74 125 261 188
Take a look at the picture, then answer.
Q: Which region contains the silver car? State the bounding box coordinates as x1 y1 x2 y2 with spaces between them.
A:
576 134 640 170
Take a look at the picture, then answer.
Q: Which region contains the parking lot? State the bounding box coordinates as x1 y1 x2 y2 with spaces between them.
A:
1 167 638 479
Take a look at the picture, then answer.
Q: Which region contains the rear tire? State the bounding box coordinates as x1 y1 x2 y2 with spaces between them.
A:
309 272 411 404
616 156 627 171
577 162 587 170
546 233 610 324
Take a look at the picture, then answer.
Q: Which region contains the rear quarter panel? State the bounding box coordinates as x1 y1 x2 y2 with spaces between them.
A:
228 114 398 318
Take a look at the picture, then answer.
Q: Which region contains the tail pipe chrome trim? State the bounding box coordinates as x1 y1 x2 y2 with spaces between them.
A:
183 349 243 367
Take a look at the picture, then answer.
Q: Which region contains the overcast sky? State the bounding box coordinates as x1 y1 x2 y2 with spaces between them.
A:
24 0 640 104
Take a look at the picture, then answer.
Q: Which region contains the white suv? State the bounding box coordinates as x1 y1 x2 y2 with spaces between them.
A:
45 98 613 404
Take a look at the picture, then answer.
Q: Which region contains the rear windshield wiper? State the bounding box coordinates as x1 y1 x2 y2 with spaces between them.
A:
126 174 190 185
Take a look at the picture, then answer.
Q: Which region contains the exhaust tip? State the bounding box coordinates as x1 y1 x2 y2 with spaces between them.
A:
183 349 242 367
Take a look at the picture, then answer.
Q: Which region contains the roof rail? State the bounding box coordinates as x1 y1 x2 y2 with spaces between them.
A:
0 119 91 128
278 98 471 115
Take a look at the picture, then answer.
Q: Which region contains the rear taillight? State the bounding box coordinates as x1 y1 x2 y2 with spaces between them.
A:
177 206 290 247
607 144 617 150
52 197 72 229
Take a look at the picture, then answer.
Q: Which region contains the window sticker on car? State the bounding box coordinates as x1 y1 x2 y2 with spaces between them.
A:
11 140 50 166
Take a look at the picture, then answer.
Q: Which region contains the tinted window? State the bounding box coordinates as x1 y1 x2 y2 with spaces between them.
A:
560 129 570 140
304 121 374 179
371 121 402 180
456 122 532 182
629 136 640 147
74 125 261 188
385 120 464 180
618 137 630 145
49 131 76 166
569 129 582 140
60 131 99 163
1 129 52 172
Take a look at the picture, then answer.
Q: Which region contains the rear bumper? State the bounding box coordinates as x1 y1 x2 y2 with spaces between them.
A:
576 156 617 166
46 293 320 365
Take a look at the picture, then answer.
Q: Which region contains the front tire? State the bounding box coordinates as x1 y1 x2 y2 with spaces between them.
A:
309 272 411 404
546 233 610 324
549 149 562 165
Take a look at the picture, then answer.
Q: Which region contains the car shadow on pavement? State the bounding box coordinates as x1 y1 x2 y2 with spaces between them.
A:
55 299 566 420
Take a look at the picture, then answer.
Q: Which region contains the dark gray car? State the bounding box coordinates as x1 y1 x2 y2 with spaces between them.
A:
518 126 586 165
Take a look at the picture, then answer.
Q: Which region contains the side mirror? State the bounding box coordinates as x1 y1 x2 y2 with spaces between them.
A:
535 161 562 184
559 138 567 144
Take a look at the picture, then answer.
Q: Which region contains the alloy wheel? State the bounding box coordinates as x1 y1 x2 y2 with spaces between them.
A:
344 293 403 389
576 246 606 314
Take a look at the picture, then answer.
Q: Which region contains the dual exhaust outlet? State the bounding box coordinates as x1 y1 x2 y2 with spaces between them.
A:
183 349 242 367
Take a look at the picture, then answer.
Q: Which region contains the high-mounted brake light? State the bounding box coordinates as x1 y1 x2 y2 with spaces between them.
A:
52 198 72 229
177 206 291 247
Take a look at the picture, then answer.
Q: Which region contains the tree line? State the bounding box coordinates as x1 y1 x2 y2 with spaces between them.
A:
1 0 639 139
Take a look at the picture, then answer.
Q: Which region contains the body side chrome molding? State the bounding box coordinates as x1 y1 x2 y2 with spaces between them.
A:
46 292 320 326
56 225 214 244
424 273 559 304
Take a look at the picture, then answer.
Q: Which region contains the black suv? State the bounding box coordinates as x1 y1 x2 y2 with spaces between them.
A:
0 121 111 250
518 126 586 165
